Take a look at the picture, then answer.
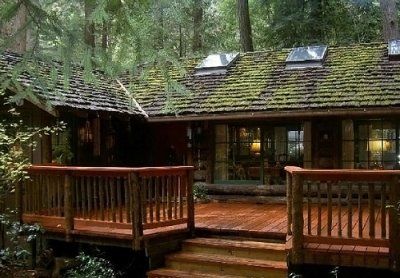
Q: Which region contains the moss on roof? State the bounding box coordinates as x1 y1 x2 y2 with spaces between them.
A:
125 43 400 117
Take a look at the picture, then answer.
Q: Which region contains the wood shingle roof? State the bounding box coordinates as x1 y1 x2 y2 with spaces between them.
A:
0 51 147 118
123 43 400 118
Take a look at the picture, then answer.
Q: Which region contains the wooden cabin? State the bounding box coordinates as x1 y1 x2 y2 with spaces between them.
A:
124 43 400 196
2 44 400 276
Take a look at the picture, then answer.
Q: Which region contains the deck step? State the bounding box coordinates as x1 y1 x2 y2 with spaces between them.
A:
183 237 286 261
147 268 241 278
147 237 288 278
166 253 287 278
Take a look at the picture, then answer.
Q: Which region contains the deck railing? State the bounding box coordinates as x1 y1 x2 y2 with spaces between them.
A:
285 166 400 270
18 165 194 250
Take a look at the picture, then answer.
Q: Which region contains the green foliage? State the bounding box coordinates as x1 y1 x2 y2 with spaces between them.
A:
64 252 117 278
0 211 44 275
193 182 209 201
0 107 65 273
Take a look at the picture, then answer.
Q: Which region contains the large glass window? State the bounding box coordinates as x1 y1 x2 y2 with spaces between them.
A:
355 120 397 169
214 124 303 184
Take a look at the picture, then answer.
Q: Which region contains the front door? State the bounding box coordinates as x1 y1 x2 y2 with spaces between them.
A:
313 120 340 169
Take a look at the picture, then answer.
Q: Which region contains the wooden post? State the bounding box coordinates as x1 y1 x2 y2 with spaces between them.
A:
291 173 304 265
389 175 400 272
131 173 143 251
187 169 195 236
286 172 293 235
64 173 74 242
15 181 23 224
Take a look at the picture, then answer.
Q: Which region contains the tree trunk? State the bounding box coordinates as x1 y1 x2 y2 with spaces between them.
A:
192 0 203 53
237 0 254 52
380 0 399 41
1 1 28 53
155 1 164 50
102 22 109 49
84 0 96 49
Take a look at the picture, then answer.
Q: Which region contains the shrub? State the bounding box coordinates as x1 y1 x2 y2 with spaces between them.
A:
64 252 117 278
193 182 209 201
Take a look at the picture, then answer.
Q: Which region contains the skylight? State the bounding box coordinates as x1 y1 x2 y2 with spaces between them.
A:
388 40 400 59
195 53 239 75
286 45 328 69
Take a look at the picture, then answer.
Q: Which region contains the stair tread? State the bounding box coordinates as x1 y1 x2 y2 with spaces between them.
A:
184 237 285 252
166 252 287 270
147 268 242 278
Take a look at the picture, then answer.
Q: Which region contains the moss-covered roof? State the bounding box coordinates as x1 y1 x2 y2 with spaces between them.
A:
0 52 147 117
123 43 400 118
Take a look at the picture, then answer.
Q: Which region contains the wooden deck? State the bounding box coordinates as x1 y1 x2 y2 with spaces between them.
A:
25 202 391 268
20 165 400 272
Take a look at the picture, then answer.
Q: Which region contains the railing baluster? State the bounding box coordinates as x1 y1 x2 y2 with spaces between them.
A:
125 177 131 223
162 176 166 221
105 177 110 221
141 177 147 224
81 176 86 219
174 176 178 220
347 182 352 238
93 176 98 220
111 177 116 222
46 175 51 216
338 182 342 237
179 176 183 219
327 180 332 237
57 176 62 217
87 176 92 220
381 183 387 239
117 177 123 223
358 182 363 238
307 181 311 235
317 182 321 236
155 177 160 222
148 177 154 223
99 177 105 221
167 176 172 220
368 182 375 238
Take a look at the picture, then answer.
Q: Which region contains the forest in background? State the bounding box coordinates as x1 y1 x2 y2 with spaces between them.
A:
0 0 398 76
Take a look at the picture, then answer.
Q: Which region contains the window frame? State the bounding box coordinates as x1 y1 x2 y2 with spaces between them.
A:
213 123 304 184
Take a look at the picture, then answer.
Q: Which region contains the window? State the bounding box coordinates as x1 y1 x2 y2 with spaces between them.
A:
214 124 304 184
286 45 328 69
388 40 400 59
195 53 239 75
355 120 397 169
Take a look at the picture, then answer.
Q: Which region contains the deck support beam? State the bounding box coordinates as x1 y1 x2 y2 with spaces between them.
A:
291 173 304 265
389 175 400 272
131 173 143 251
64 174 74 242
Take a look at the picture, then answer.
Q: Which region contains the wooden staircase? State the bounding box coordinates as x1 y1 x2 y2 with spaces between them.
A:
147 237 288 277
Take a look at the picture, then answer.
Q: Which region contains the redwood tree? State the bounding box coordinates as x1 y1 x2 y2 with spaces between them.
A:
192 0 203 53
1 1 28 53
237 0 253 52
380 0 399 41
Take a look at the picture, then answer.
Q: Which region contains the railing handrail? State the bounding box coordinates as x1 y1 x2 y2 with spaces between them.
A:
27 165 194 173
285 166 400 176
